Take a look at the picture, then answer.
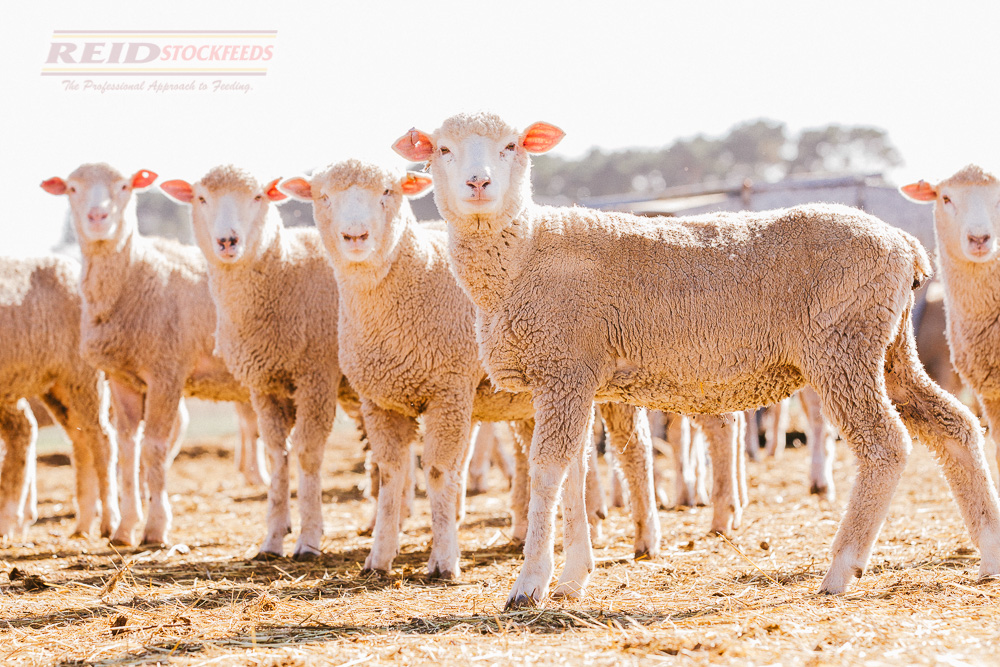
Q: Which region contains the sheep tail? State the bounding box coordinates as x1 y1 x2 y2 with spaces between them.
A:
905 232 932 290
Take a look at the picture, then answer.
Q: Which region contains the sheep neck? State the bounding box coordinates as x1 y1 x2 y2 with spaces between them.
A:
445 203 533 314
207 216 287 333
78 224 141 324
937 247 1000 325
336 219 419 325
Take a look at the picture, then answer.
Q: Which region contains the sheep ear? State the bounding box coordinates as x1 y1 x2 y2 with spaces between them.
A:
160 179 194 203
400 172 433 198
521 122 565 154
392 128 435 162
264 178 287 202
900 180 937 203
40 177 67 195
279 177 313 201
131 169 157 190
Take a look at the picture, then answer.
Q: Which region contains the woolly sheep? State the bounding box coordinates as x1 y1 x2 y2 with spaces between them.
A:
280 160 660 584
393 112 1000 606
901 166 1000 471
41 164 266 546
161 166 363 559
467 423 514 495
0 256 119 539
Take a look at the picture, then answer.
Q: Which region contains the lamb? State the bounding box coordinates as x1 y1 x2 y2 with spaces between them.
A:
41 164 266 546
160 166 365 559
393 112 1000 606
0 256 119 539
279 160 659 584
901 165 1000 472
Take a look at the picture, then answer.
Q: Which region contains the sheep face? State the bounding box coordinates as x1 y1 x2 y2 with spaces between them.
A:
902 166 1000 263
161 168 285 266
392 114 564 228
288 167 432 267
41 164 156 244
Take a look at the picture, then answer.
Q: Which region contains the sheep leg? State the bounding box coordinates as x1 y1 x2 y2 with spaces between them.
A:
289 382 335 561
735 412 749 508
467 422 491 495
491 423 516 486
251 391 295 558
506 386 595 609
695 414 742 535
801 386 836 500
38 390 94 536
43 380 120 538
764 398 790 458
235 401 269 487
885 319 1000 584
363 402 419 574
667 413 696 507
553 437 594 599
598 403 661 559
421 398 475 579
585 438 607 538
108 379 144 547
812 351 911 594
137 383 185 546
507 420 533 545
744 409 761 461
0 400 37 539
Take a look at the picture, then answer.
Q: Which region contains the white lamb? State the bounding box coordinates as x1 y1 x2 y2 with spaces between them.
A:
161 166 365 559
393 112 1000 606
901 166 1000 473
42 165 267 546
0 256 119 539
280 160 660 582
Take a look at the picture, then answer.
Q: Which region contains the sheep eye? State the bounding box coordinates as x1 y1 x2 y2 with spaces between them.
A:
942 195 952 204
440 146 451 155
505 143 516 151
321 194 329 202
121 184 128 191
254 194 263 202
68 187 76 194
383 189 391 196
198 196 207 204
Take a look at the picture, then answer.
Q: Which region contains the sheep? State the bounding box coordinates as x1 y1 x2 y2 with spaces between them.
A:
0 256 118 539
392 112 1000 606
41 164 264 546
280 160 660 584
160 166 364 560
901 165 1000 473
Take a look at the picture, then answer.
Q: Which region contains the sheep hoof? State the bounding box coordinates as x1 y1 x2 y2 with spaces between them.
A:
292 551 320 562
140 538 168 548
69 530 88 539
252 550 283 561
504 590 539 611
428 566 456 581
634 549 652 561
109 536 133 547
361 565 390 577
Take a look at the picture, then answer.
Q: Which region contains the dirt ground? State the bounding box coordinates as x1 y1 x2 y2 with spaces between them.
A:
3 411 1000 666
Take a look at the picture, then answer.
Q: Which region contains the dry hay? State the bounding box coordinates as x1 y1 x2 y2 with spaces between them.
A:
2 414 1000 666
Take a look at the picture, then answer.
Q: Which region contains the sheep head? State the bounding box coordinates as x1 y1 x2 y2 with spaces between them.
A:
392 112 563 230
281 160 431 268
41 164 156 245
160 166 285 266
902 165 1000 264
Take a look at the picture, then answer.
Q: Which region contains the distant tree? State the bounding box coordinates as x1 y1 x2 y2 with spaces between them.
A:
531 119 901 201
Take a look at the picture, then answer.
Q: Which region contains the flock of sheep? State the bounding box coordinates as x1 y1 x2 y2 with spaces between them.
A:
3 111 1000 610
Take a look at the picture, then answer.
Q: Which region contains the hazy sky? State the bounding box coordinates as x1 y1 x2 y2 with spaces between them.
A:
4 1 999 255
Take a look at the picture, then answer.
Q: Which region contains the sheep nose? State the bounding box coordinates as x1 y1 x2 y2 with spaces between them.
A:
467 176 490 192
87 208 108 223
969 233 991 246
217 236 239 250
